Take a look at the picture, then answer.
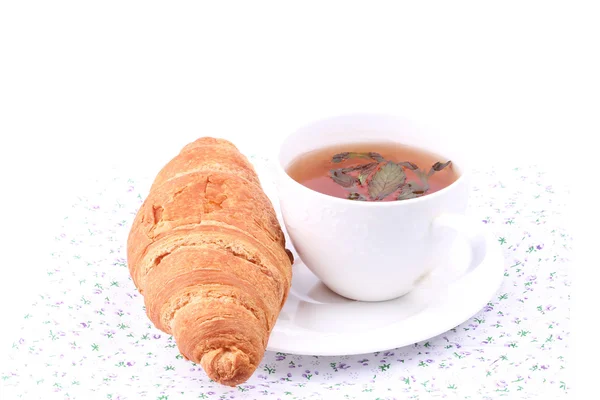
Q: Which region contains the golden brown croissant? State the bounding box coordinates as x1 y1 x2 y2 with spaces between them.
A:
127 137 292 386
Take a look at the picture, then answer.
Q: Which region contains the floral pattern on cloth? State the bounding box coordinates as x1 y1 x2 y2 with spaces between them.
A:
1 160 571 399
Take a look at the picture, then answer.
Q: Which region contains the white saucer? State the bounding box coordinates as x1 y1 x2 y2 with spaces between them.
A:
267 231 504 355
255 160 505 356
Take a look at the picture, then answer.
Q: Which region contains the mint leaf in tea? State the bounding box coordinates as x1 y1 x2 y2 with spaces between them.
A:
368 161 406 200
286 142 457 202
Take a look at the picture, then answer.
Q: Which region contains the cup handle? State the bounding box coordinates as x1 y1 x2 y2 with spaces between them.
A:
431 213 488 278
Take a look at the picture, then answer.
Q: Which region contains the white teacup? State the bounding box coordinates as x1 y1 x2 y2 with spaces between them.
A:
276 114 488 302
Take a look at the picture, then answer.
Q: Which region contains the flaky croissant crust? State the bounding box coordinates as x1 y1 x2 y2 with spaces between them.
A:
127 137 292 386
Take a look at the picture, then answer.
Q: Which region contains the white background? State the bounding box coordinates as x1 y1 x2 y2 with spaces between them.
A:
0 1 597 396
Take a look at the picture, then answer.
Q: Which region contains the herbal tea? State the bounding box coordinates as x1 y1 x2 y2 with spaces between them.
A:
286 142 458 202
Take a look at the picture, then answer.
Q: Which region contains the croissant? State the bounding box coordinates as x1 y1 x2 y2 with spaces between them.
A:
127 137 293 386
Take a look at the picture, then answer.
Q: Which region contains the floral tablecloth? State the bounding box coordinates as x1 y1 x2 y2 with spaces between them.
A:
0 162 571 399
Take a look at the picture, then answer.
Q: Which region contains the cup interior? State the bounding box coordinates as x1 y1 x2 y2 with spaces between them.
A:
279 113 464 177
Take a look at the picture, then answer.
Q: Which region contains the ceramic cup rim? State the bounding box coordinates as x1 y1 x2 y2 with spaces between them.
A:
276 113 469 207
